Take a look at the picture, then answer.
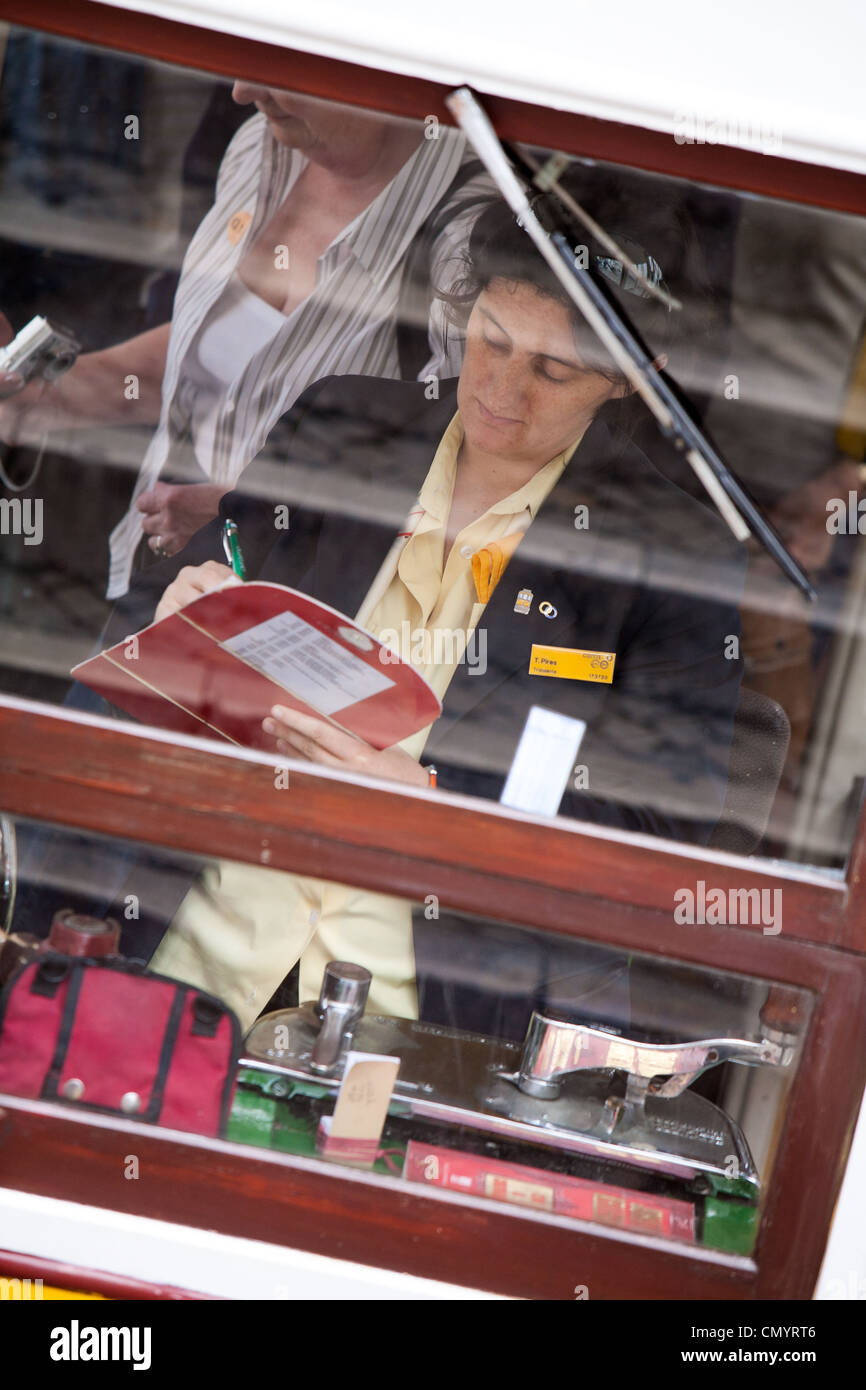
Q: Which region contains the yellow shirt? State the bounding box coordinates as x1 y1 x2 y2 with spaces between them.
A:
151 413 580 1028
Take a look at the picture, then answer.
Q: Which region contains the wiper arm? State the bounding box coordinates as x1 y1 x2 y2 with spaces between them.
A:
446 86 816 603
515 145 682 312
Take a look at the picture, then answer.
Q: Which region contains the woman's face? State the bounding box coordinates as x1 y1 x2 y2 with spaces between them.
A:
457 279 624 468
231 82 403 174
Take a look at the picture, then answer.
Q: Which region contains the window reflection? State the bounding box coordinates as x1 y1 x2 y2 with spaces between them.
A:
0 24 865 874
0 817 807 1257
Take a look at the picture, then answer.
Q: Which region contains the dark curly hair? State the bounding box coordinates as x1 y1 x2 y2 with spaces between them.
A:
440 165 716 394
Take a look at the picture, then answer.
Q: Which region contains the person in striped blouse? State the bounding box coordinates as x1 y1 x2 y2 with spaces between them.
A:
0 82 492 599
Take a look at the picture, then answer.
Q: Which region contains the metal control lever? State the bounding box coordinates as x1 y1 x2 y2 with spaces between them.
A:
309 961 372 1075
512 1012 793 1113
243 984 771 1184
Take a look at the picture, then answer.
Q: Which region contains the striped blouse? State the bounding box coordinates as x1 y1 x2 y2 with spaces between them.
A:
107 113 490 598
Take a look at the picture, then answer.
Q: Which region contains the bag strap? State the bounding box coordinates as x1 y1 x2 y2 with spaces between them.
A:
40 960 84 1101
191 993 228 1038
29 955 72 998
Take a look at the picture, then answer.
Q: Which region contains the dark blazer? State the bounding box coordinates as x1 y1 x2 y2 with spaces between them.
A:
121 372 745 846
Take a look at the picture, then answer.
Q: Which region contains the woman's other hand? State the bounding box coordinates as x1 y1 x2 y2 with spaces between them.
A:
0 311 56 443
1 314 170 443
154 561 240 622
0 311 25 401
263 705 430 788
138 481 229 557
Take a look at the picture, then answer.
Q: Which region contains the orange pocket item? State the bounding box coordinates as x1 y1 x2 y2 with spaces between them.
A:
471 531 524 603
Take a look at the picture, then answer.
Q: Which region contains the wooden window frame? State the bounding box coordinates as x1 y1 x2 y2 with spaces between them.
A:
1 0 866 216
0 698 863 1300
0 4 864 1299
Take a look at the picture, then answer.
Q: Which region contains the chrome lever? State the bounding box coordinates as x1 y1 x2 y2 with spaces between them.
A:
309 961 371 1075
512 1012 792 1105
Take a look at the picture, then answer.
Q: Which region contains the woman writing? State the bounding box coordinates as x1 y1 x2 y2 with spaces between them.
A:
144 198 745 1029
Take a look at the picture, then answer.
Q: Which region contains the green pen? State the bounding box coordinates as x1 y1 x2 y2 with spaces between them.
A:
222 518 247 581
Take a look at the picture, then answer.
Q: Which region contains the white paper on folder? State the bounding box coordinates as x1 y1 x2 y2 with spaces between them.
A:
500 705 587 817
224 610 394 715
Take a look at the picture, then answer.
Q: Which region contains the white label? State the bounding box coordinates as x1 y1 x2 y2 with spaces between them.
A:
500 705 586 817
330 1051 401 1142
224 611 394 716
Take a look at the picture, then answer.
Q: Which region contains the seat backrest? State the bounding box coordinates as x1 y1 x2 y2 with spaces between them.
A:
709 686 791 856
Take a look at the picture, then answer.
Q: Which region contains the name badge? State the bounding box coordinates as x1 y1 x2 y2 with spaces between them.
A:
529 643 616 683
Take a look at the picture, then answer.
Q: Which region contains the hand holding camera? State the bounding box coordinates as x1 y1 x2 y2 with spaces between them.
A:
0 312 80 447
0 312 79 390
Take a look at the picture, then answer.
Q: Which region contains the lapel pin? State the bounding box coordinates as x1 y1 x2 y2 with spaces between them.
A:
514 588 533 614
227 211 252 245
539 600 558 619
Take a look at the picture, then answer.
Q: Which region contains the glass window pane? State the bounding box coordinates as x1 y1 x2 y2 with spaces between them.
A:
1 23 866 871
0 813 808 1258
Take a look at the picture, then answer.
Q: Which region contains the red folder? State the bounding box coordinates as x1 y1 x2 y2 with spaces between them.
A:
73 583 441 753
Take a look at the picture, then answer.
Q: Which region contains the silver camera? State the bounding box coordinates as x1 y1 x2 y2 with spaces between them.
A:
0 315 80 389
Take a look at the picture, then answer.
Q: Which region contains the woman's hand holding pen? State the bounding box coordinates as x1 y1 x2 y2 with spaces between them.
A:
157 537 425 785
154 560 240 622
263 705 430 789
